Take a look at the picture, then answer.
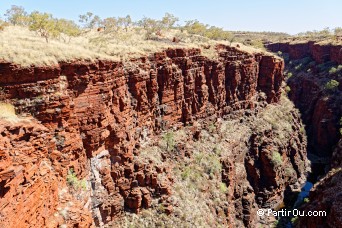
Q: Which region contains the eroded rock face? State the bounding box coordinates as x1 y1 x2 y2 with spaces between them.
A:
0 46 301 227
298 168 342 228
0 118 92 228
267 41 342 228
267 41 342 158
287 75 341 157
266 41 342 64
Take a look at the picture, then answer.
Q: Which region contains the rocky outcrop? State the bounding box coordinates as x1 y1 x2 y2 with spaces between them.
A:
287 75 341 157
297 139 342 228
267 40 342 158
0 118 93 228
0 45 301 227
297 168 342 228
267 41 342 228
266 41 342 64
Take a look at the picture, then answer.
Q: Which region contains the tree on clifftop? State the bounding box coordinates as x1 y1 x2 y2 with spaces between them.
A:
161 13 179 29
29 11 59 43
56 19 81 43
118 15 132 32
79 12 101 31
4 5 29 26
101 17 119 32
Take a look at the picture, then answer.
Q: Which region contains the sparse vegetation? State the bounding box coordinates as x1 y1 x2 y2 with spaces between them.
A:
66 168 87 191
0 103 20 122
285 167 295 176
329 65 342 75
163 131 175 151
0 5 276 66
324 79 339 91
285 86 291 93
0 103 15 117
329 67 337 75
271 151 283 167
4 5 29 26
291 216 298 225
114 94 302 228
28 11 60 43
183 20 232 41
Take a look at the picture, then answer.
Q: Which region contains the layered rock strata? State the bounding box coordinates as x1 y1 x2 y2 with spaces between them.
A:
0 46 306 227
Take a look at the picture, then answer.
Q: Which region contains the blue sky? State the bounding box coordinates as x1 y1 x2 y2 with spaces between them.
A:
0 0 341 34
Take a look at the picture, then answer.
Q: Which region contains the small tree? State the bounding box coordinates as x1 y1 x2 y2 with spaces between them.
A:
102 17 119 32
118 15 132 32
161 13 178 29
56 19 81 42
334 27 342 36
137 16 162 39
319 27 332 38
184 20 208 36
4 5 29 26
79 12 101 30
29 11 59 43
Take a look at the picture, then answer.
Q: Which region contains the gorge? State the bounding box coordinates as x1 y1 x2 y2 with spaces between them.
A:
0 41 340 228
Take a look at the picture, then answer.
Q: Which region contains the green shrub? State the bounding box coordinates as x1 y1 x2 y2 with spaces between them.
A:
271 151 283 167
56 19 81 42
285 167 295 176
329 67 337 75
163 131 175 151
161 13 179 29
324 79 339 90
183 19 232 41
291 216 298 224
285 86 291 93
67 168 87 191
219 183 228 193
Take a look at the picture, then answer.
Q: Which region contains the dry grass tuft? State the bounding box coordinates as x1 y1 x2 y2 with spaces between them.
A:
0 103 20 122
0 26 274 67
0 26 116 66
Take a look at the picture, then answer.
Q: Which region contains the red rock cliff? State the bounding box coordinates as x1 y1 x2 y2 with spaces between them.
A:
266 41 342 64
267 41 342 228
0 46 298 227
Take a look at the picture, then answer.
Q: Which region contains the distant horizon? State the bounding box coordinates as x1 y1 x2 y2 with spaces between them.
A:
0 0 341 35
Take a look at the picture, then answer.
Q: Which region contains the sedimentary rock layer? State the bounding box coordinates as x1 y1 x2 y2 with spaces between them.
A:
0 46 302 227
266 41 342 64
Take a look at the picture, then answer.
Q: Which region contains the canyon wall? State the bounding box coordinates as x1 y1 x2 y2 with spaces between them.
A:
267 41 342 64
267 41 342 157
0 46 308 227
267 41 342 228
